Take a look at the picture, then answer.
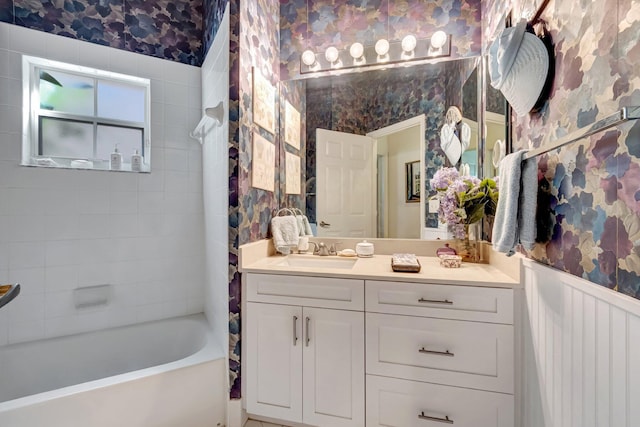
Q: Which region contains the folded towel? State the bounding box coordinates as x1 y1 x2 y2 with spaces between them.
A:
271 216 300 254
492 150 538 256
519 155 537 250
295 215 306 236
301 215 313 236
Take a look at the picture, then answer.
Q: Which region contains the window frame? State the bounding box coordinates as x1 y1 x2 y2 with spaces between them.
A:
22 55 152 172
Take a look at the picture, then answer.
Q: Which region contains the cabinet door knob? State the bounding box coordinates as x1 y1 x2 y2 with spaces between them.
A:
418 412 454 424
293 315 298 346
305 316 311 347
418 347 454 357
418 298 453 305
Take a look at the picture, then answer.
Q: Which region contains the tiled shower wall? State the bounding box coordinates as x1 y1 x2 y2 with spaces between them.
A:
0 23 205 345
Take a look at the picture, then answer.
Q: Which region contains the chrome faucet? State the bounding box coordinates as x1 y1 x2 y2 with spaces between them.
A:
311 242 330 256
310 242 341 256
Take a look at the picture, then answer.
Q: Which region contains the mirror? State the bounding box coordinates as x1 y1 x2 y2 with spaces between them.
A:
281 56 509 240
482 54 511 179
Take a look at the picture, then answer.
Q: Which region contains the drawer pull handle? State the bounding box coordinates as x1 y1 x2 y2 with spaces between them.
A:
418 298 453 305
418 412 454 424
305 317 311 347
293 316 298 346
419 347 454 357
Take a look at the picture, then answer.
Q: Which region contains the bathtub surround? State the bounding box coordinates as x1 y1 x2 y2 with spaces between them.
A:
0 22 206 344
201 5 230 356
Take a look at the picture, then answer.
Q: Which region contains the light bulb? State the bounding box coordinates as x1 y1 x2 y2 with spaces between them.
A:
375 39 390 56
325 46 339 63
349 42 364 59
301 49 316 66
401 35 417 52
430 31 447 50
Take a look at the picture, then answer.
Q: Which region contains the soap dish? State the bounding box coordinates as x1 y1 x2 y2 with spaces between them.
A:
391 253 421 273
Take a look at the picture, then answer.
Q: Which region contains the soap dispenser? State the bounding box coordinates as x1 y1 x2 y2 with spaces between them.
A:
110 145 122 170
130 149 142 172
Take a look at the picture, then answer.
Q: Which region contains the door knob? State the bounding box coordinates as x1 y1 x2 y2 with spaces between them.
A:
319 221 331 228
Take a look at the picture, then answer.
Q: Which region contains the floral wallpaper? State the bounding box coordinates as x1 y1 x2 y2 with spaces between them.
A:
227 0 241 400
203 0 228 55
280 0 482 81
486 0 640 298
3 0 204 65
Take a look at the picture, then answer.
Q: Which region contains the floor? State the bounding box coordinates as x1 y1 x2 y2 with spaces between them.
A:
243 420 286 427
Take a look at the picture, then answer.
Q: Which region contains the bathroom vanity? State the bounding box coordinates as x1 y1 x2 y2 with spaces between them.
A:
240 241 520 427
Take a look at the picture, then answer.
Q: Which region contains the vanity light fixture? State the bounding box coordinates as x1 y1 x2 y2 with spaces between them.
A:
375 38 390 61
401 35 417 52
325 46 340 65
349 42 366 65
301 49 317 67
401 34 417 60
300 32 451 75
429 31 448 55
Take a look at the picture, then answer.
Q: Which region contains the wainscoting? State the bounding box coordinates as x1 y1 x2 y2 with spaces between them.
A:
521 259 640 427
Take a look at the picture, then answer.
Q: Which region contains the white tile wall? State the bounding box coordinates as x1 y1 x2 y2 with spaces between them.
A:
201 9 230 356
0 22 206 346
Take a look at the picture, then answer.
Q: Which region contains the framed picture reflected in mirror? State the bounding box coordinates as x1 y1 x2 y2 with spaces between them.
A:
405 160 420 203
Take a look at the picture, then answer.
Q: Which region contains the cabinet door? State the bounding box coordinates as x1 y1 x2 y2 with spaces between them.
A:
303 307 365 427
246 302 303 423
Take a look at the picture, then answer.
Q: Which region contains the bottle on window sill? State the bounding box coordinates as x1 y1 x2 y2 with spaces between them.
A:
110 145 122 170
131 149 142 172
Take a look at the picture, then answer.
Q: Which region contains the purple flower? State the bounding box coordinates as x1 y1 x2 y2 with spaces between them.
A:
429 167 499 238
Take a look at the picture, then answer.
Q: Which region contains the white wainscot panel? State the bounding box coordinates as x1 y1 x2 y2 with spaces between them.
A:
522 259 640 427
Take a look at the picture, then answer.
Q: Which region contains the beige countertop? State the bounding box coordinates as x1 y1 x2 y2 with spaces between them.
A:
241 253 519 288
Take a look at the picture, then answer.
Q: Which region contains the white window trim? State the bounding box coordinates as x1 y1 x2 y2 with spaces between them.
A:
21 55 152 172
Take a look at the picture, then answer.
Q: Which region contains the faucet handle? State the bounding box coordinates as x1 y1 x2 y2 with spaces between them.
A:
329 242 342 255
309 241 319 255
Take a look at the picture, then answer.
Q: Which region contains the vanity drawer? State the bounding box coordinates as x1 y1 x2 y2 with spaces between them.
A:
365 280 513 324
366 313 514 393
366 375 514 427
246 273 364 310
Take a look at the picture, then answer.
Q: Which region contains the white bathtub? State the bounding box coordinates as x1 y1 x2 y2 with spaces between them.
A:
0 314 226 427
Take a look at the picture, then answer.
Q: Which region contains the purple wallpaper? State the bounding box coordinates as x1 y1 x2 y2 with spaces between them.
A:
4 0 204 65
280 0 483 80
203 0 228 55
488 0 640 298
227 0 241 400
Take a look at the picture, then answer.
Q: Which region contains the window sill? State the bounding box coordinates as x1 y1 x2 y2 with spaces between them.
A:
20 159 151 173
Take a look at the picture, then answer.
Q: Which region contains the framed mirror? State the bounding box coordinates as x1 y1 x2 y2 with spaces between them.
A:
279 54 512 241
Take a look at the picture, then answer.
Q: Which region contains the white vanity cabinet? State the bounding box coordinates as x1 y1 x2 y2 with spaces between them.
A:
365 280 515 427
245 273 365 427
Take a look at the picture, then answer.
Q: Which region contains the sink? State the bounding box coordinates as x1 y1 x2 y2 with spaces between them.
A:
276 256 358 270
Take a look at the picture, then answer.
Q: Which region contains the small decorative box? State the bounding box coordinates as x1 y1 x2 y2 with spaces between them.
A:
439 254 462 268
391 253 421 273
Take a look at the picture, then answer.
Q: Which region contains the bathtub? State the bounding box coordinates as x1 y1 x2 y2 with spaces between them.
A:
0 314 226 427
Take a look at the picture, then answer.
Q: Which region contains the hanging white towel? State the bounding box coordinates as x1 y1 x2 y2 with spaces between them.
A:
271 216 300 254
492 150 537 256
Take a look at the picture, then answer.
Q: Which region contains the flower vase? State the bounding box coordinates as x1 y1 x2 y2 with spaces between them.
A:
454 223 481 263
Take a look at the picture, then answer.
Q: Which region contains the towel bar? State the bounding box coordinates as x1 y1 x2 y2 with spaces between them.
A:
523 106 640 160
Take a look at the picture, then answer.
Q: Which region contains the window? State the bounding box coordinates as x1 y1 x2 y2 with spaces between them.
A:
22 56 151 172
